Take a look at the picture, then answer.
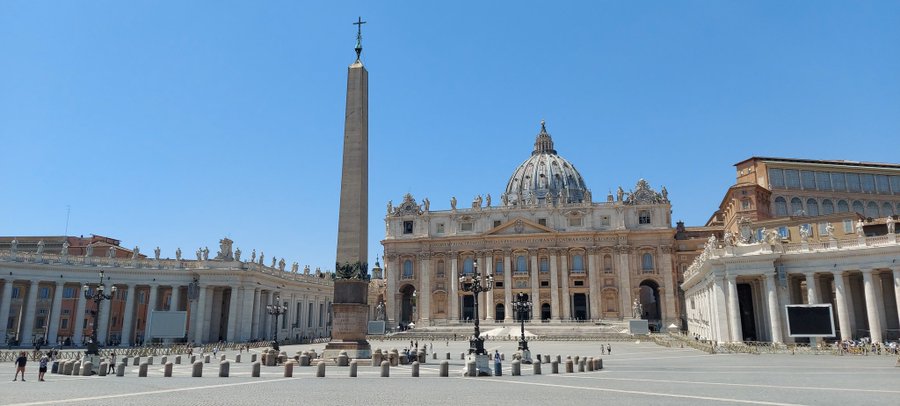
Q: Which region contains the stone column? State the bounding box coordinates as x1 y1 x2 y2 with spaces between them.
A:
726 275 742 343
764 272 783 343
97 286 112 345
170 286 181 312
832 271 852 341
194 285 207 345
47 282 65 344
387 255 399 325
226 287 240 341
250 288 260 339
503 252 512 321
587 248 600 321
418 253 430 324
861 269 883 343
873 272 888 334
449 253 459 321
560 253 570 320
0 281 13 340
660 247 676 325
616 247 631 319
549 249 560 321
804 272 818 304
483 253 493 321
530 251 539 318
240 287 255 341
20 281 39 346
893 268 900 331
120 285 136 346
712 275 729 343
73 287 87 345
479 252 489 321
260 291 271 340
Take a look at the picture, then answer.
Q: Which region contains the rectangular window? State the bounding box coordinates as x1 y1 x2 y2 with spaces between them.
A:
741 199 751 210
818 223 828 235
778 226 789 238
815 172 832 191
599 216 610 226
801 170 816 190
38 308 47 315
62 309 70 315
875 175 890 194
295 303 301 326
494 281 503 288
891 176 900 195
6 317 14 329
60 318 68 329
843 219 853 233
568 217 583 227
847 173 861 192
540 281 549 287
783 169 801 189
460 222 473 232
573 280 584 287
63 287 75 298
860 174 875 193
538 218 547 226
36 316 45 328
494 260 503 275
39 287 50 299
436 223 445 234
769 168 785 188
308 305 313 327
11 287 20 299
540 258 549 273
832 172 846 191
403 221 414 234
493 220 501 228
639 210 651 224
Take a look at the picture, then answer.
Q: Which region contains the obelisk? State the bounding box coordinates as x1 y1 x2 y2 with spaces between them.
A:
324 17 371 360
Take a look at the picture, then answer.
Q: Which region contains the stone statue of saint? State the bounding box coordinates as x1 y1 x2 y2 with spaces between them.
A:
583 189 592 204
387 200 393 215
632 299 642 319
10 239 17 252
856 219 864 237
36 240 45 254
271 257 277 268
278 258 286 271
291 262 299 273
202 247 209 261
234 247 242 262
108 246 116 259
375 300 386 321
196 249 202 261
259 252 265 265
450 196 457 210
473 195 482 208
501 193 508 206
617 186 625 202
661 186 668 201
887 216 896 234
85 244 93 257
250 249 256 263
154 246 160 260
825 222 836 238
423 197 430 211
723 231 734 247
61 241 69 255
485 194 491 207
304 265 311 275
175 247 182 261
132 246 140 259
799 224 810 243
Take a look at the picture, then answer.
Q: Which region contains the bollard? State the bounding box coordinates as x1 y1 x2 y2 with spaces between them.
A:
316 361 326 377
192 361 203 377
191 355 197 364
235 354 241 363
251 353 257 363
512 360 521 376
99 362 108 377
338 351 349 367
501 353 505 361
543 354 550 364
221 354 226 362
533 361 542 375
432 352 437 360
219 360 230 377
587 357 594 372
411 361 419 377
380 360 390 377
138 362 148 377
61 361 71 375
121 357 129 366
578 359 585 373
72 361 81 376
418 350 426 364
535 354 542 364
565 359 574 373
597 358 603 370
440 360 449 377
205 355 211 364
300 354 310 367
551 360 559 374
164 362 173 377
446 352 450 360
390 350 399 367
372 350 383 366
82 361 93 376
161 356 167 365
148 356 154 365
116 362 126 377
574 355 580 365
133 357 140 366
466 360 477 377
252 361 261 377
349 360 358 377
556 355 561 364
284 361 294 377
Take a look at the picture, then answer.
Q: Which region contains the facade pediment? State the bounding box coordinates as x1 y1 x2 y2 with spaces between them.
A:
486 218 555 235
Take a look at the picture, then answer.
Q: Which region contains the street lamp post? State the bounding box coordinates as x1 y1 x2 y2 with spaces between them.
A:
513 292 533 363
82 270 115 356
266 296 287 350
458 259 493 375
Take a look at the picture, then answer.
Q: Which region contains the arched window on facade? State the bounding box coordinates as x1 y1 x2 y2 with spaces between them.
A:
822 199 834 215
866 202 880 218
774 197 788 217
436 260 445 278
641 253 654 272
837 200 849 213
516 255 527 274
494 258 503 275
402 259 413 279
884 202 895 216
806 199 819 216
852 200 865 215
790 197 804 215
603 254 613 274
572 254 584 273
463 257 474 274
540 257 549 273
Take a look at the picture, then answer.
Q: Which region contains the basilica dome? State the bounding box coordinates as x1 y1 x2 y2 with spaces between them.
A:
503 121 590 206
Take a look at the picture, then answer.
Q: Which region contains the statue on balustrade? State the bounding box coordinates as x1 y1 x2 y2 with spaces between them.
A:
175 247 182 261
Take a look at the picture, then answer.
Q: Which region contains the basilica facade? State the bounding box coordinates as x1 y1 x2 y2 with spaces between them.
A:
380 122 679 328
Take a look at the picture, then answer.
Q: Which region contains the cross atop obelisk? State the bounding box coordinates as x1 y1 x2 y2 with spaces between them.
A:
354 16 366 61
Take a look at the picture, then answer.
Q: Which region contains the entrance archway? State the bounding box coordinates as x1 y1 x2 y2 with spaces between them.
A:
495 303 505 321
399 285 416 325
541 303 551 321
639 280 661 322
573 293 588 320
461 295 475 321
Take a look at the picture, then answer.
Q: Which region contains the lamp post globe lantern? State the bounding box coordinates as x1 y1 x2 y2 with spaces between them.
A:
458 259 493 360
82 270 115 355
512 292 533 363
266 295 288 350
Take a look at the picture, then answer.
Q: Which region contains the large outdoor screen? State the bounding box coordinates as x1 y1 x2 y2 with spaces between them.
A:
785 304 835 337
147 311 188 339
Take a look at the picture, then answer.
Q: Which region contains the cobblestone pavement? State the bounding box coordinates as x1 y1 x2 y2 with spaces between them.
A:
0 340 897 406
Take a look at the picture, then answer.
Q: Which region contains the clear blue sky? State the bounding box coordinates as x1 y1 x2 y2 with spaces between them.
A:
2 1 898 272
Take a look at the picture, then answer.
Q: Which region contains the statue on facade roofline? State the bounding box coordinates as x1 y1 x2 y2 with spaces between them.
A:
887 216 896 234
856 219 865 237
473 195 482 208
108 246 116 259
9 239 17 252
175 247 182 261
61 241 70 255
36 240 44 255
132 246 140 260
617 186 624 202
278 258 286 271
85 243 93 257
202 246 209 261
423 197 430 211
723 231 734 247
661 186 668 201
825 223 836 238
259 251 264 265
387 200 393 215
196 248 202 261
501 193 508 206
271 257 277 268
450 196 457 210
291 262 299 273
235 247 241 262
154 246 160 260
485 194 491 207
304 265 311 275
250 249 256 263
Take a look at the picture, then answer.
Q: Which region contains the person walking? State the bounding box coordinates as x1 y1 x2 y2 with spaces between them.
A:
606 344 611 355
108 352 117 374
13 351 27 381
38 353 49 381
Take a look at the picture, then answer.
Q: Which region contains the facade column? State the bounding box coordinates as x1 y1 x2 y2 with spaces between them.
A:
97 287 113 345
250 288 260 339
726 275 742 343
449 253 459 321
260 291 271 340
503 252 512 322
72 286 87 346
226 287 240 341
193 285 207 345
764 272 783 343
711 275 729 343
894 268 900 331
617 247 631 320
120 285 136 346
529 251 539 320
240 287 255 341
20 281 39 346
804 272 818 304
832 271 852 341
660 247 676 325
483 253 493 321
419 253 431 324
387 255 399 325
47 282 65 344
587 248 600 321
842 273 857 335
560 253 570 320
0 281 13 341
549 249 560 321
170 286 181 312
861 269 883 343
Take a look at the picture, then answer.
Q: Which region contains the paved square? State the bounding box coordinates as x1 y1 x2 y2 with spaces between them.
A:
1 340 897 405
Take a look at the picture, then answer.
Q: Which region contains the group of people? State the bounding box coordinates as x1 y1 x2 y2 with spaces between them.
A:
12 350 52 382
835 338 899 355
